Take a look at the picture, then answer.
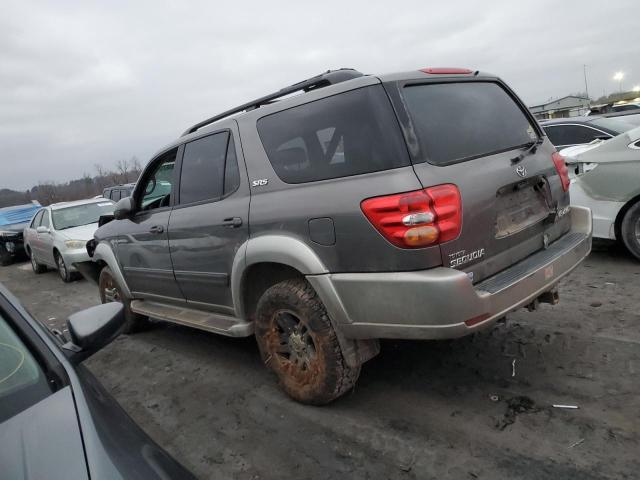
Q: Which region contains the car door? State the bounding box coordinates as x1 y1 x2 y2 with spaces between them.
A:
38 209 55 266
168 128 249 312
116 147 184 300
25 210 43 258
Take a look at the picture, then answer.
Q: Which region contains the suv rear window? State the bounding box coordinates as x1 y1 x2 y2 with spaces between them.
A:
257 85 410 184
403 82 538 165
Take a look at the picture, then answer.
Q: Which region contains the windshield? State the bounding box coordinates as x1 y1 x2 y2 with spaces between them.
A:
52 201 114 230
403 82 538 165
589 117 636 134
0 310 52 422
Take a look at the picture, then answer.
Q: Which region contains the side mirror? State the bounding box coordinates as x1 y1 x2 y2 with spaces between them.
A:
113 196 134 220
36 226 50 234
62 302 125 363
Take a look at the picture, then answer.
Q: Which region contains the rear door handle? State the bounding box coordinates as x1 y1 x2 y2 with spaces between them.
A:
149 225 164 234
222 217 243 228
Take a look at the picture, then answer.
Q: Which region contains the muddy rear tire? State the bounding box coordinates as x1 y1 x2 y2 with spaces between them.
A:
620 201 640 261
255 278 360 405
98 266 148 334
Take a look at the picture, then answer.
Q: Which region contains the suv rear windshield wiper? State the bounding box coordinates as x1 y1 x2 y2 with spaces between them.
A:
511 137 544 165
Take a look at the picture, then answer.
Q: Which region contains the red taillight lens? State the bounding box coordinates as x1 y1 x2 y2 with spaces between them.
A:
420 67 473 74
552 152 570 192
361 184 462 248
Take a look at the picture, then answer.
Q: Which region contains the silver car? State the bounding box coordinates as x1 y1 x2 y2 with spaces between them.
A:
23 198 114 282
562 126 640 260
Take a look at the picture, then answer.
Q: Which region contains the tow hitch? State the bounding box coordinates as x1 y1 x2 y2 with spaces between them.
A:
526 288 560 311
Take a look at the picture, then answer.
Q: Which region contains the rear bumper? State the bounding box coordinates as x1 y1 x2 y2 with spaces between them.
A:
309 206 592 340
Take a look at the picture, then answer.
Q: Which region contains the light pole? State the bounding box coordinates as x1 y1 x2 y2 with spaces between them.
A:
613 71 624 93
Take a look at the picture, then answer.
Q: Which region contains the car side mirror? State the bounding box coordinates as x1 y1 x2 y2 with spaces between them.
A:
62 302 125 363
113 196 134 220
36 226 49 234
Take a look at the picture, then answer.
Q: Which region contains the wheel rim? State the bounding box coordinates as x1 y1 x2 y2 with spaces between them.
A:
31 253 37 270
264 310 319 383
102 273 120 303
57 255 67 279
635 216 640 243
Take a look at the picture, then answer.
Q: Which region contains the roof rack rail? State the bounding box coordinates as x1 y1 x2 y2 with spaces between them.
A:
181 68 364 137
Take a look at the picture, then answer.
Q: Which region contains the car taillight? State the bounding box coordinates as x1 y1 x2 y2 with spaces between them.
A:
361 184 462 249
552 152 570 192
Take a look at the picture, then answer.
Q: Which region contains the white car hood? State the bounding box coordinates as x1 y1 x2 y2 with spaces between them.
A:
57 222 99 241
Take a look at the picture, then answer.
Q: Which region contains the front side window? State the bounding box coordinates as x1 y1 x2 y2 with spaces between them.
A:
179 132 229 204
402 82 538 165
139 149 177 210
257 85 410 184
0 311 53 422
52 202 114 230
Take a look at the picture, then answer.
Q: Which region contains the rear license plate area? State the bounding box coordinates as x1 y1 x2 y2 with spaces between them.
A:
495 179 550 238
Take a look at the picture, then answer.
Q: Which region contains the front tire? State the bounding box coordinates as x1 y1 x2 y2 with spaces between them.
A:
254 278 360 405
620 201 640 261
98 266 148 333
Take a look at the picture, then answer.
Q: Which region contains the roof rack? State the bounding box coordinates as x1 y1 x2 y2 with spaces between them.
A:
181 68 364 137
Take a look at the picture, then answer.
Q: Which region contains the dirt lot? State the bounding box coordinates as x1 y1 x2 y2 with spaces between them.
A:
1 240 639 479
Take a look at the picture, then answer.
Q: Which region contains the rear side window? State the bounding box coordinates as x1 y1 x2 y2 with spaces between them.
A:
40 210 50 229
544 125 605 146
30 210 43 228
403 82 538 165
257 85 410 184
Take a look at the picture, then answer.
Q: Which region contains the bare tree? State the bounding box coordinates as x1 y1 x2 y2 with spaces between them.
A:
116 159 131 182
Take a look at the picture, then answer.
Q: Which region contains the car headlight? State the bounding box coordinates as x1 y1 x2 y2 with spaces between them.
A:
64 240 87 249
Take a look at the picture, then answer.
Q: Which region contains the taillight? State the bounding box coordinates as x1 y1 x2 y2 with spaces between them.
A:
361 184 462 249
552 152 570 192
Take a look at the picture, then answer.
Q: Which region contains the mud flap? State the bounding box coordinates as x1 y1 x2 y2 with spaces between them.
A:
336 334 380 369
73 260 102 284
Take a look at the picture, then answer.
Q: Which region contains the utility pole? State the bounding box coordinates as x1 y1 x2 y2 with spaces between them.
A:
583 64 590 103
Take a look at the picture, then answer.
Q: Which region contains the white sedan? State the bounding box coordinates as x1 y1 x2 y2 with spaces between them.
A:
23 198 115 282
561 126 640 260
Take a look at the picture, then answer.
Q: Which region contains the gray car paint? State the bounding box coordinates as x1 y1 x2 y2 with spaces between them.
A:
0 284 196 480
84 69 589 348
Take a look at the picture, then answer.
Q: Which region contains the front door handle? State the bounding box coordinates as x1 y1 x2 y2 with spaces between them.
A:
222 217 243 228
149 225 164 234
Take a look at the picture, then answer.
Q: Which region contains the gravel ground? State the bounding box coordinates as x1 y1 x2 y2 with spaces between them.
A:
1 240 639 480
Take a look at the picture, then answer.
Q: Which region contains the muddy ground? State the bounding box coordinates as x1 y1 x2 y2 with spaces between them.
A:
1 240 638 479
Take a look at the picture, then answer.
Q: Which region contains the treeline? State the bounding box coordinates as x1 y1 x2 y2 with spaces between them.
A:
0 158 142 208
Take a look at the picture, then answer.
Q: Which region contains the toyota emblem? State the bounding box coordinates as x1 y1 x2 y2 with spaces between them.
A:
515 165 527 177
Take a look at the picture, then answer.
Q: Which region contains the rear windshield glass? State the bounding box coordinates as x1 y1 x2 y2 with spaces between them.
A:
257 85 410 184
403 82 538 165
588 117 636 134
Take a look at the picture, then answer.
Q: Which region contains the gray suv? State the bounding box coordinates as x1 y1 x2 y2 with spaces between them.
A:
77 67 592 404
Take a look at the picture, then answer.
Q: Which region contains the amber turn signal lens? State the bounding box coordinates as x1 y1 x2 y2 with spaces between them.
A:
403 225 439 247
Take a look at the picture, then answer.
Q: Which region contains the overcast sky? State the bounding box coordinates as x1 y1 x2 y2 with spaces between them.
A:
1 0 638 190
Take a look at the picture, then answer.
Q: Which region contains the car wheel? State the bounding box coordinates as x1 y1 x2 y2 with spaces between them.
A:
55 252 74 282
620 201 640 261
29 249 47 274
98 266 148 333
0 244 12 266
254 278 360 405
